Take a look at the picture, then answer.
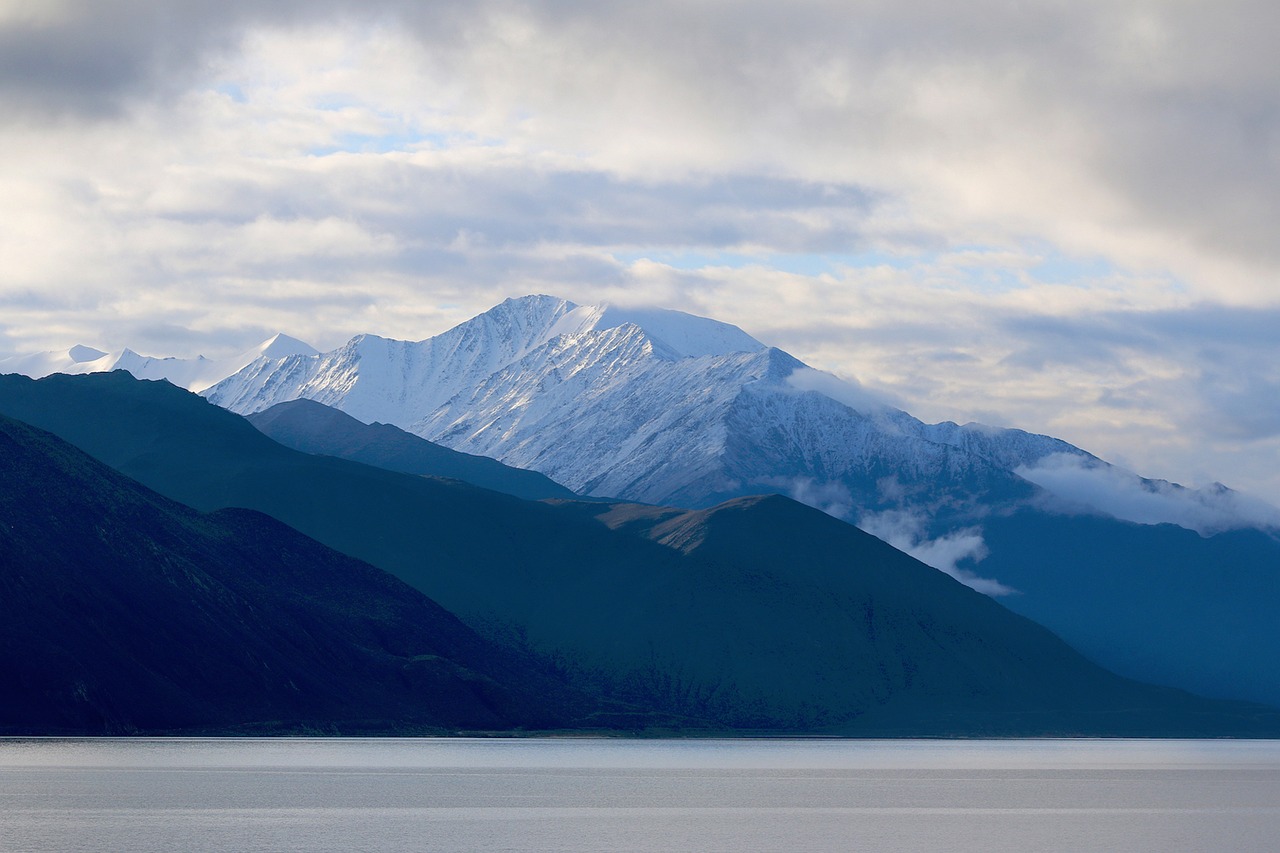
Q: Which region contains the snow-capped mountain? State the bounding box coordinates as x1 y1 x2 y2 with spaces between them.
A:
19 296 1280 707
206 294 1258 537
17 296 1267 541
0 333 318 393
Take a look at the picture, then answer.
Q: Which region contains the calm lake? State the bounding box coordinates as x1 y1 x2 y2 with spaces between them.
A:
3 738 1279 852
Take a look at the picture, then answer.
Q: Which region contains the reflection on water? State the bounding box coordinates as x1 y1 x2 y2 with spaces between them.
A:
3 738 1280 852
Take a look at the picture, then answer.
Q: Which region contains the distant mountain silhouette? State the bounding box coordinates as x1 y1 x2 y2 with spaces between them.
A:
972 510 1280 705
0 412 587 735
249 398 578 501
3 371 1277 736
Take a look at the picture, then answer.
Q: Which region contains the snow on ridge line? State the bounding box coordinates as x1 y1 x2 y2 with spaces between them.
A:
258 333 319 360
538 302 764 360
0 333 319 392
68 344 108 363
19 293 1278 539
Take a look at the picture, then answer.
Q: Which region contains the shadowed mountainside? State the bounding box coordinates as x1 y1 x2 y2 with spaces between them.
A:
2 371 1277 736
972 510 1280 704
248 398 578 501
0 412 589 735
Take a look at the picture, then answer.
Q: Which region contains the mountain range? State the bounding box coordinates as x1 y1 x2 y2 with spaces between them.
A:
196 294 1280 706
204 296 1272 535
241 389 1280 708
0 333 318 393
5 294 1280 713
0 411 589 735
5 371 1274 735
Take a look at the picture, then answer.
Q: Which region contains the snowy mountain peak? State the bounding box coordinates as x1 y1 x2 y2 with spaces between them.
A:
199 294 1278 539
256 333 319 360
1 333 319 393
67 344 107 363
545 302 766 360
445 294 765 363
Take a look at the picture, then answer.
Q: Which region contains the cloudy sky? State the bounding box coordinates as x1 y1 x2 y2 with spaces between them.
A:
2 0 1278 504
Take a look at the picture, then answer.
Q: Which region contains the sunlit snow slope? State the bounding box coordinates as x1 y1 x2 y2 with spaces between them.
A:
206 296 1114 521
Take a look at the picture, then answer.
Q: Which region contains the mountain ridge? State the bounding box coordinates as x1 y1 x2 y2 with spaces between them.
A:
5 370 1271 735
10 298 1280 708
202 295 1274 537
0 333 319 393
0 410 590 735
247 398 579 501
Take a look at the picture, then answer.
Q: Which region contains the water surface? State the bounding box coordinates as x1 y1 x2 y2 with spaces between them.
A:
3 738 1278 852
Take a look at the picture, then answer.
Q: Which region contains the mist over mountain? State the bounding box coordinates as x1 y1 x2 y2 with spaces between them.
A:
3 371 1270 735
12 295 1267 536
0 333 318 393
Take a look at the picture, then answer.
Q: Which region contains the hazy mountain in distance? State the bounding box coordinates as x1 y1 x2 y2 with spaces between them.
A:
248 398 578 501
970 510 1280 704
0 412 589 736
2 370 1276 736
0 333 318 393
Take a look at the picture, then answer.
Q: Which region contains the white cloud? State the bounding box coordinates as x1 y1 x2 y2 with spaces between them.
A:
1016 453 1280 535
775 476 855 522
857 508 1011 597
784 366 899 415
1 1 1279 508
772 475 1010 595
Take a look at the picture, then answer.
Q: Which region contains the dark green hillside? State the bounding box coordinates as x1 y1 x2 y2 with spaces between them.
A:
249 398 579 501
0 413 584 735
2 371 1277 735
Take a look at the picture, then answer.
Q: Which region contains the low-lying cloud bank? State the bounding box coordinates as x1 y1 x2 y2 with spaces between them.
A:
784 366 899 415
856 508 1011 597
778 475 1012 596
1016 453 1280 535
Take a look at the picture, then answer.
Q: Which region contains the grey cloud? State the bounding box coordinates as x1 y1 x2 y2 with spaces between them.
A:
1085 8 1280 270
144 157 881 256
112 320 271 358
0 0 396 118
998 304 1279 363
347 169 878 253
1196 369 1280 442
1126 304 1280 346
11 1 1280 275
0 288 76 311
996 306 1280 443
0 2 241 118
